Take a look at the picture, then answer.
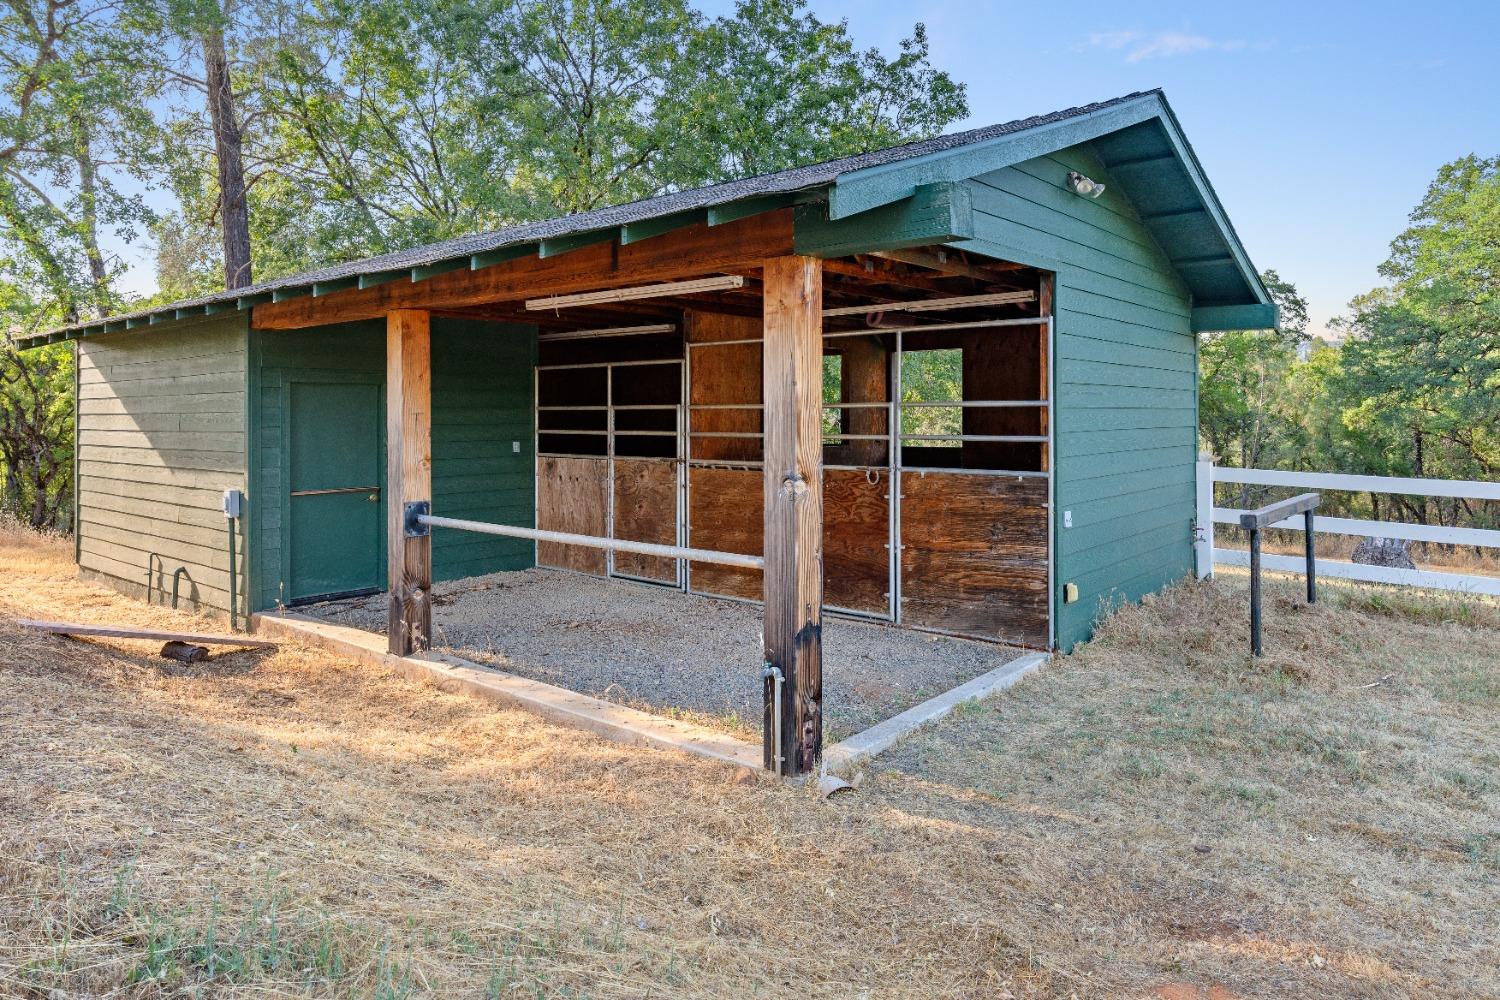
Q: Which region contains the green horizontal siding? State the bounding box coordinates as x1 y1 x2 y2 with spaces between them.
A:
429 319 537 580
248 318 536 611
963 143 1198 651
75 313 250 619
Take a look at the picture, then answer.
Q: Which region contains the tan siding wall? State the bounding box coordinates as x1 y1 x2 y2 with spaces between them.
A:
76 315 248 618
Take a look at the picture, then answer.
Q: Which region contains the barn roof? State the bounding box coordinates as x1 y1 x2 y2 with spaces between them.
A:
20 89 1272 347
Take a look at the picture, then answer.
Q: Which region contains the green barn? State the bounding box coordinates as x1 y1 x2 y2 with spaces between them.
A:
20 90 1274 774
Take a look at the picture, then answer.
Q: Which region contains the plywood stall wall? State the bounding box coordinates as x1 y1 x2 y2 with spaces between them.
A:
612 458 676 582
685 310 764 599
823 469 889 614
536 456 609 573
900 472 1049 646
535 335 682 582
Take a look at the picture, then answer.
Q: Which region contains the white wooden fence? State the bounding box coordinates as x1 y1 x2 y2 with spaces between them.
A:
1195 456 1500 596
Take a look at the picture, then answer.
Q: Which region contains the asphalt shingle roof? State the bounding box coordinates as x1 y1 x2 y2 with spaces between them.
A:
32 90 1157 340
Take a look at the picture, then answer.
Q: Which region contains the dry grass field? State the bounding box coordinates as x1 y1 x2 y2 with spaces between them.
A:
2 520 1497 999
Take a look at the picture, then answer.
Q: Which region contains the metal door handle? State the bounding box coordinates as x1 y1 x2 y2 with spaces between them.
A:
290 486 381 498
367 493 379 502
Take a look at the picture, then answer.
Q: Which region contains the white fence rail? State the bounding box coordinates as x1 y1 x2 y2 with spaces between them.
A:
1195 456 1500 597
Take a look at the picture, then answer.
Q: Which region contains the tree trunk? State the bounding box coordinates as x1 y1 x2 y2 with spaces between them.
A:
74 128 110 318
203 23 252 289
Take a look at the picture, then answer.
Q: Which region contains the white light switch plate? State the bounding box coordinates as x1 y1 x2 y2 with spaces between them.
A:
1063 510 1073 528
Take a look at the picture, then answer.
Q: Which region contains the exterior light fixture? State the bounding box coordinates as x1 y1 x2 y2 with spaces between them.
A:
1066 170 1106 199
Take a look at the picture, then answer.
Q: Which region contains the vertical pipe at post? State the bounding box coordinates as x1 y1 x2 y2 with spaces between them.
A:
1249 526 1263 656
1304 508 1317 604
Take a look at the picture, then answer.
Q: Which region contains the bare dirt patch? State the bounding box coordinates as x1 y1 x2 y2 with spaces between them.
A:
2 520 1497 998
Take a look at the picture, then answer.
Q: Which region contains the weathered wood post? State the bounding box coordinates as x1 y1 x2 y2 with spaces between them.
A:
762 255 824 776
387 309 433 655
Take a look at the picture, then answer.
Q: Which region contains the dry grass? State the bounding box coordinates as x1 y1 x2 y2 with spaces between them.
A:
1 519 1497 999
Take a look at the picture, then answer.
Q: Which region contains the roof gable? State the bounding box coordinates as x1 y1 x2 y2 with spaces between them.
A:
824 91 1270 314
21 89 1272 346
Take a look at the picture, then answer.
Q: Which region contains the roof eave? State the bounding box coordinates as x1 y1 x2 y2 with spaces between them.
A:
827 90 1271 311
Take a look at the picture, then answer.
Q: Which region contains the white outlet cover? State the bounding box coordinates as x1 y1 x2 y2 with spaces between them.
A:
1063 510 1073 528
512 440 521 453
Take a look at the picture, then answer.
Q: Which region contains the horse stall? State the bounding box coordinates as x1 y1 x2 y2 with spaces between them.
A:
28 92 1279 775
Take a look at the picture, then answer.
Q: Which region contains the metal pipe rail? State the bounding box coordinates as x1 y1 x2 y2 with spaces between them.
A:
1240 492 1320 657
417 513 765 570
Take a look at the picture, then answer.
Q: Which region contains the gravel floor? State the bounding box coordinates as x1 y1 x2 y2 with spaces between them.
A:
302 568 1028 741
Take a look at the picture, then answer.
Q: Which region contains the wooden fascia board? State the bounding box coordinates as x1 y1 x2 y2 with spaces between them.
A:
619 210 704 245
250 208 796 330
538 229 615 258
469 244 536 270
793 181 973 258
1191 303 1279 332
410 258 467 282
313 276 360 296
827 96 1163 221
707 193 799 227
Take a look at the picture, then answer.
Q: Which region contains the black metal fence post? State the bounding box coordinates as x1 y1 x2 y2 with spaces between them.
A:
1249 526 1263 657
1304 508 1317 604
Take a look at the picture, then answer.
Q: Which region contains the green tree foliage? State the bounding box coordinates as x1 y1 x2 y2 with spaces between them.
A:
1198 270 1308 477
0 0 165 527
0 0 966 531
243 0 966 274
1200 154 1500 532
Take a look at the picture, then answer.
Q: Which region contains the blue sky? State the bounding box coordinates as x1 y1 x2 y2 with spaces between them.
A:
698 0 1498 336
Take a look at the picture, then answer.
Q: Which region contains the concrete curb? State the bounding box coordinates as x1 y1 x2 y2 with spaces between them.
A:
822 650 1050 777
251 611 762 770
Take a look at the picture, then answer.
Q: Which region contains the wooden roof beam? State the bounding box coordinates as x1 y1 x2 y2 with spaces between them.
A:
251 210 795 330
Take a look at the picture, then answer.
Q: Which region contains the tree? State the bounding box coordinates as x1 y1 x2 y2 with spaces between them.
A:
1331 156 1500 523
248 0 967 272
1198 270 1309 496
0 0 163 527
665 0 966 184
157 0 268 290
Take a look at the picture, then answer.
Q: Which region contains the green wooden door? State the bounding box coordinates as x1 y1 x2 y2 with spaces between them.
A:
287 380 384 602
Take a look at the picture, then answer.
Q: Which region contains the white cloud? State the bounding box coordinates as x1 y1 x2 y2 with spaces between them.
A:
1087 30 1246 63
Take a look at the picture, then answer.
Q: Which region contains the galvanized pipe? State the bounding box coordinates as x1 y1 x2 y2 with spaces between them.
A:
418 513 765 570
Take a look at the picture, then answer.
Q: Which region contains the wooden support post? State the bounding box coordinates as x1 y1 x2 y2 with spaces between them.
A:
842 335 889 466
762 255 824 776
387 309 433 655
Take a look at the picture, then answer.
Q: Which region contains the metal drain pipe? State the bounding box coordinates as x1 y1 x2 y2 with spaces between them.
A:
761 663 784 774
